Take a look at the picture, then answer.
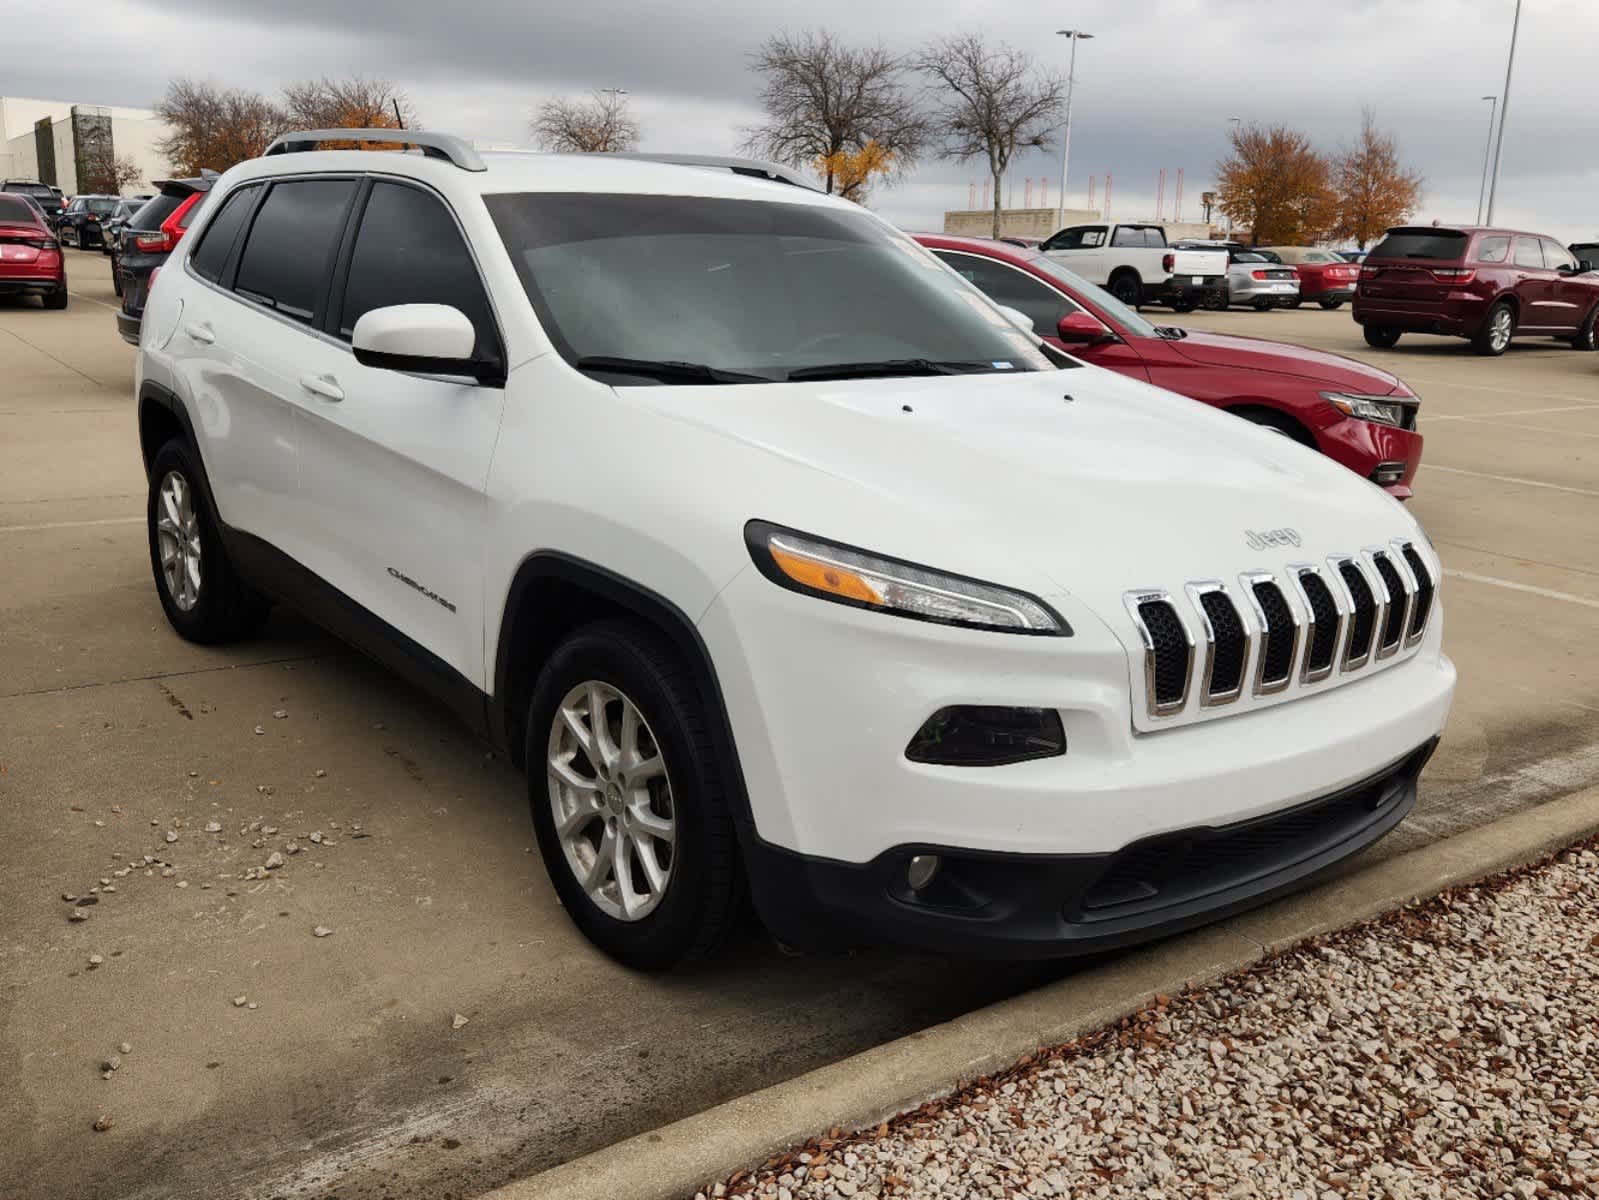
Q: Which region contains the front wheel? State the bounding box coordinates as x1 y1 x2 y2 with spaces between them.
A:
1363 324 1402 349
527 621 742 970
146 439 268 643
1319 299 1344 310
1473 300 1514 356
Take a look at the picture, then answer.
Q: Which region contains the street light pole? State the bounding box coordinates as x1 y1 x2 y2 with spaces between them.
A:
1054 29 1093 230
1484 0 1521 224
1475 95 1497 224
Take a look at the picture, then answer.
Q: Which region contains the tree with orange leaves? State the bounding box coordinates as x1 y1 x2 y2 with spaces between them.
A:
1215 123 1335 246
1330 108 1424 249
815 140 895 202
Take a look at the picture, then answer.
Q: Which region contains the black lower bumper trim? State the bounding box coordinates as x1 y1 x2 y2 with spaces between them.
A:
745 738 1437 959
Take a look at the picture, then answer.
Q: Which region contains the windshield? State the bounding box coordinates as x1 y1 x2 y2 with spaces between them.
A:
84 197 119 215
486 193 1052 383
1021 252 1161 339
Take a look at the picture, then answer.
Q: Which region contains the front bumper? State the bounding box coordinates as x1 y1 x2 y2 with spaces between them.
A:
748 738 1434 958
116 309 142 345
1316 415 1423 500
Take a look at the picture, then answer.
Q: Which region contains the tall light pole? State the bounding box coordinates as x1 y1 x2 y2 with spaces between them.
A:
1224 118 1241 233
1475 95 1497 224
1054 29 1093 229
1484 0 1522 224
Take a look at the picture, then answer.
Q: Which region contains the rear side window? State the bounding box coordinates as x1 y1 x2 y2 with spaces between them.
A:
338 181 497 357
1369 230 1467 261
1512 237 1543 269
234 179 357 324
933 250 1081 337
1113 225 1163 248
1475 236 1510 264
189 186 257 283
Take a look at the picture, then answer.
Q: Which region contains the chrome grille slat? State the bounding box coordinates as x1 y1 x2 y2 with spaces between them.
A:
1286 564 1344 684
1125 591 1194 717
1186 582 1248 706
1331 556 1379 670
1398 541 1434 647
1369 549 1412 659
1241 572 1300 695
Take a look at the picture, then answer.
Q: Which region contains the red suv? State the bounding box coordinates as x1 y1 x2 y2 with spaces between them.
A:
1354 225 1599 356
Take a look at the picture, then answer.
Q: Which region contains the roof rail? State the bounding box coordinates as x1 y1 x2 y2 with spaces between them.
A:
263 129 486 173
607 153 817 191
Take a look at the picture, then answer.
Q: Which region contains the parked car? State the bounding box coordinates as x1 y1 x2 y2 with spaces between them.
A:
1354 225 1599 355
115 174 213 344
917 234 1423 497
1174 240 1300 311
57 194 122 249
0 179 64 223
1570 242 1599 271
1040 221 1227 311
0 192 67 308
100 196 154 257
137 131 1453 968
1337 250 1368 264
1258 246 1362 309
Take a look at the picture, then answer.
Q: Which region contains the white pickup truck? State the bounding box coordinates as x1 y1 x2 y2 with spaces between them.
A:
1039 223 1228 312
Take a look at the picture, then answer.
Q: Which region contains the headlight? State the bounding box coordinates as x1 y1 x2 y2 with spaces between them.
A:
1322 391 1416 428
745 521 1069 635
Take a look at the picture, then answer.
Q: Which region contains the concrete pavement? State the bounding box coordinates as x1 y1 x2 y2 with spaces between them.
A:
2 255 1597 1199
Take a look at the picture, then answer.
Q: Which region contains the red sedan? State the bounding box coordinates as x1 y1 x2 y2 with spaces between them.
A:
916 234 1422 498
1259 245 1363 309
0 192 67 309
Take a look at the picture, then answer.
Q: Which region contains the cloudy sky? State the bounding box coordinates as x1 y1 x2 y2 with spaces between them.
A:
9 0 1598 241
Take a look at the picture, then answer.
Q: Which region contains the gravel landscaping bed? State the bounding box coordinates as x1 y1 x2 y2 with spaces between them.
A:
700 839 1599 1200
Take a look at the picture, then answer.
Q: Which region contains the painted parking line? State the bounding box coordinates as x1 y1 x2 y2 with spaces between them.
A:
0 516 141 534
68 290 123 312
1444 568 1599 612
1427 464 1599 499
1428 402 1599 422
1403 376 1599 404
1424 417 1599 440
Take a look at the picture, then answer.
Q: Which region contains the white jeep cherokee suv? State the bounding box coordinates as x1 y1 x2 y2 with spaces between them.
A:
135 130 1455 969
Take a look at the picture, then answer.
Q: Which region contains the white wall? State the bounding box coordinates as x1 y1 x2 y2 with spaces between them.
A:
0 97 171 195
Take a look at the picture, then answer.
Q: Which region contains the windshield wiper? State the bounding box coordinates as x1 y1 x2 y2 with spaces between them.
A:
785 358 1000 382
575 356 773 385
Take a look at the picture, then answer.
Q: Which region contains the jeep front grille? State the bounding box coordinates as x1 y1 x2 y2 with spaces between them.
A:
1126 542 1434 720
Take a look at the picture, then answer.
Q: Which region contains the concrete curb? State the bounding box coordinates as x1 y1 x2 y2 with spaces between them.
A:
480 783 1599 1200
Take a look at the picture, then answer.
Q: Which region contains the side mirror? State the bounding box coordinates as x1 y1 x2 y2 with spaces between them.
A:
1580 259 1598 273
352 304 497 383
1056 311 1114 345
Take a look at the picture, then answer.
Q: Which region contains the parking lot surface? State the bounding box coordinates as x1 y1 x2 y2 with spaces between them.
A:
3 253 1597 1200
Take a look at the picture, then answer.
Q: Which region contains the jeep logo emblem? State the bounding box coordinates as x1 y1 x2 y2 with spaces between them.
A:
1244 527 1302 551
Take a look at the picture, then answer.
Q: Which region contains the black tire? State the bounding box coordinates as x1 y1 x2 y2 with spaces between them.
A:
1282 296 1303 309
1233 406 1317 448
1363 324 1402 349
526 620 742 971
41 287 67 310
1319 299 1344 310
146 438 269 643
1206 288 1230 311
1252 299 1275 312
1473 300 1514 356
112 267 123 298
1571 304 1597 351
1170 298 1198 313
1108 271 1142 308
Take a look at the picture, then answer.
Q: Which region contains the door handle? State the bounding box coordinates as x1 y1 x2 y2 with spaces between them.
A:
299 374 344 403
184 321 215 344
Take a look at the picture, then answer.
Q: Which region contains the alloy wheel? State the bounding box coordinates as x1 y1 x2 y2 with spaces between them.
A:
546 680 676 922
1491 308 1512 352
155 469 202 611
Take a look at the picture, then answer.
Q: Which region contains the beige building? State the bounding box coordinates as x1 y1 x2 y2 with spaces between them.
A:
0 96 172 196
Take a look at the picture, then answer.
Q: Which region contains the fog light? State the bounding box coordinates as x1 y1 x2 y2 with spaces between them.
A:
906 854 941 891
1371 461 1407 486
905 706 1066 766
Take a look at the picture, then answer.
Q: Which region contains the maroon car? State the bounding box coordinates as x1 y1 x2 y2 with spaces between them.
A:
1353 225 1599 356
0 192 66 309
916 234 1424 498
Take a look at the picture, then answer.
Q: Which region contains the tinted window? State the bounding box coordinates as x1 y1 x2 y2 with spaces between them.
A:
5 183 55 199
339 182 497 358
85 198 118 215
1370 229 1468 261
1112 225 1162 248
1233 251 1267 263
1044 226 1105 250
130 193 184 231
487 193 1054 381
1476 236 1511 264
933 251 1081 337
0 194 42 225
234 180 356 323
1541 240 1576 271
189 186 256 284
1512 237 1544 269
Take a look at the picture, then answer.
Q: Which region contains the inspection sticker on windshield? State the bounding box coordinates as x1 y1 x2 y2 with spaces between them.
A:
991 361 1016 369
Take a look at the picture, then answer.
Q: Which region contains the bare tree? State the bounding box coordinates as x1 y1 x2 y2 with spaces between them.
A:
742 30 926 194
531 90 639 153
154 78 287 174
918 35 1067 237
282 76 416 137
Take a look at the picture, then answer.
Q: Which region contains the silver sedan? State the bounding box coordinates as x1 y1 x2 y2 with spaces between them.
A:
1220 250 1301 311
